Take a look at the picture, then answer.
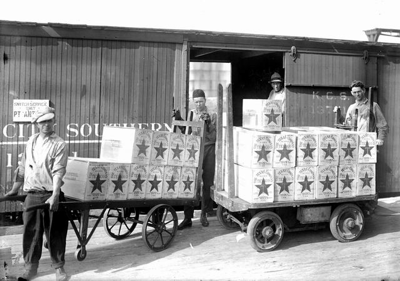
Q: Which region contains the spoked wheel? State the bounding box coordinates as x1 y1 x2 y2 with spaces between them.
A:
216 205 241 230
247 211 284 252
103 208 139 239
329 203 364 242
142 204 178 252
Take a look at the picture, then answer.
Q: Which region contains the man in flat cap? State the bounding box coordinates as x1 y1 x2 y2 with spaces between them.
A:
268 72 286 125
6 106 69 281
174 89 217 229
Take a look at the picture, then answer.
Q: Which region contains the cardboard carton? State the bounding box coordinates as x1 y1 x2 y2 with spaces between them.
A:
358 132 377 164
242 99 282 132
106 163 131 200
167 132 186 166
338 165 357 198
145 165 164 199
233 126 275 168
100 126 153 164
297 132 319 167
63 157 109 201
184 135 201 167
237 165 274 203
318 132 340 166
316 165 338 199
162 165 181 199
178 167 197 199
295 166 317 201
339 132 358 165
150 131 170 166
272 132 296 168
274 167 295 202
356 164 376 196
127 164 148 199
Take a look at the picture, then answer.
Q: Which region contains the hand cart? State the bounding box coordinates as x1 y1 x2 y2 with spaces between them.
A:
211 84 378 252
1 119 205 261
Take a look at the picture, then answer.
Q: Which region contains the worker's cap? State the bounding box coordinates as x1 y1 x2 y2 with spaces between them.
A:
270 72 283 83
32 106 55 123
192 89 206 99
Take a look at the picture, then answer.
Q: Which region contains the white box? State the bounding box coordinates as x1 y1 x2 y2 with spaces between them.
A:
272 132 296 168
106 163 131 200
316 165 338 199
339 132 359 165
167 132 186 166
295 166 317 201
145 165 164 199
162 165 181 199
63 157 109 201
242 99 282 132
338 165 357 198
356 164 376 196
233 127 275 168
274 167 295 202
237 165 274 203
100 126 153 164
318 132 340 166
178 167 197 199
184 135 201 167
297 132 319 167
150 131 170 166
127 164 148 200
358 132 377 164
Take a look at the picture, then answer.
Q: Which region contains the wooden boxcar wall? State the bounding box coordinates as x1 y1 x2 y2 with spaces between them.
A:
0 35 186 212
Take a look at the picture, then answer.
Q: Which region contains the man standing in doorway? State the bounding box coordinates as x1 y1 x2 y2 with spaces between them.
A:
175 89 217 229
345 80 389 145
5 106 69 281
268 72 286 125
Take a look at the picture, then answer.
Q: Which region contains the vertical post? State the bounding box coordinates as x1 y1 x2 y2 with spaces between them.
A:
226 84 235 198
215 84 224 191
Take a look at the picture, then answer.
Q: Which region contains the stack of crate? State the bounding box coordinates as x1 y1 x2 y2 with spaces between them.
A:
62 126 201 201
234 99 376 204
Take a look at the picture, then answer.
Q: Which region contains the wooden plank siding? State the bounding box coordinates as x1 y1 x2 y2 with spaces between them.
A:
376 56 400 195
0 36 184 212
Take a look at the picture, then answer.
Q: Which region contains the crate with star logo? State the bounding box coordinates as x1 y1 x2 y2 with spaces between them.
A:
297 132 319 167
162 165 181 199
316 165 338 199
106 163 131 200
178 167 197 199
357 132 377 164
242 99 282 132
150 131 171 166
183 135 201 167
237 165 274 203
233 126 275 168
338 165 357 198
100 126 153 165
273 167 295 202
318 132 340 166
127 164 148 200
272 132 296 168
167 132 186 167
62 157 110 201
339 132 359 165
145 165 164 199
295 166 317 201
356 164 376 196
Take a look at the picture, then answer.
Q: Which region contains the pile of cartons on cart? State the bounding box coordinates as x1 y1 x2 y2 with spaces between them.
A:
231 99 377 204
62 126 201 201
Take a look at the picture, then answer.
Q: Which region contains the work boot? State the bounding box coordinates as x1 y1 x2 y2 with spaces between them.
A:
55 267 67 281
200 213 209 227
177 218 192 230
18 267 38 281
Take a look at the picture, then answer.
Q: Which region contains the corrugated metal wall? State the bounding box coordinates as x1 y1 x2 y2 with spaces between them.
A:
376 56 400 195
0 36 185 212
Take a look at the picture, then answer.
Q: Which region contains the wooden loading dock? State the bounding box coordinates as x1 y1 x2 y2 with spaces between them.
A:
0 20 400 214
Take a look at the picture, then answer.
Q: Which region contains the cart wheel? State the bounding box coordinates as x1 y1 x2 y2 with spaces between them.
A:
103 207 139 239
329 203 364 242
247 211 284 252
216 205 240 229
74 248 87 261
142 204 178 252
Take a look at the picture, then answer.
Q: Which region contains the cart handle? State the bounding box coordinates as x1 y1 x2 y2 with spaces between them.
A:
0 195 27 203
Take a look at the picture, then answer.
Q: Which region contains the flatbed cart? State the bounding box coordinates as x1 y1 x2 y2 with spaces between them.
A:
1 119 205 261
211 84 378 252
